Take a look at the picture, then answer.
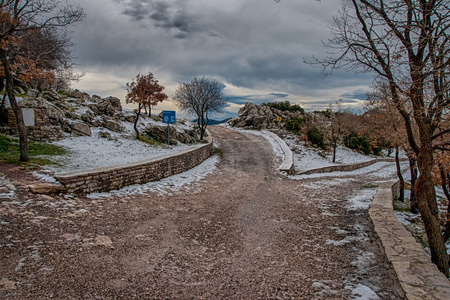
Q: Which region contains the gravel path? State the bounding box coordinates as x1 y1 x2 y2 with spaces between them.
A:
0 126 404 299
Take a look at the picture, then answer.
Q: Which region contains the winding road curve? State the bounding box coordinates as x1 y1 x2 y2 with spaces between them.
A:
1 126 404 299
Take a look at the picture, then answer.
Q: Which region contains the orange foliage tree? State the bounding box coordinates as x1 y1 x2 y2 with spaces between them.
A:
0 1 84 161
125 72 168 139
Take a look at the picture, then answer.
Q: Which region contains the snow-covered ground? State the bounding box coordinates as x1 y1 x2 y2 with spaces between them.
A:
39 115 197 174
283 135 378 173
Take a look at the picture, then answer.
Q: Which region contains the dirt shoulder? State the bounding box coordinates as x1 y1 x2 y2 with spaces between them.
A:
1 126 403 299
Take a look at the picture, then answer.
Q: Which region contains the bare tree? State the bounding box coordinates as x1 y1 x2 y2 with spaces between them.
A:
330 99 343 163
314 0 450 276
174 77 228 140
0 0 84 162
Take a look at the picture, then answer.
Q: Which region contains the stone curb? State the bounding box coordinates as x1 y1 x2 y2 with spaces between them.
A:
369 181 450 300
297 158 402 175
265 131 294 174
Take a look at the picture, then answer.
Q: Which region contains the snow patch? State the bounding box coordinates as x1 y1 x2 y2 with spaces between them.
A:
347 188 378 211
32 171 58 183
88 155 219 198
348 283 380 300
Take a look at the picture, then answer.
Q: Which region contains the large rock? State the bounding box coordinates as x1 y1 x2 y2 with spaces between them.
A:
27 89 40 98
80 110 102 126
101 118 124 133
177 129 201 144
142 124 177 145
64 89 90 100
28 183 65 194
41 90 63 103
89 97 123 117
41 101 66 125
69 122 91 137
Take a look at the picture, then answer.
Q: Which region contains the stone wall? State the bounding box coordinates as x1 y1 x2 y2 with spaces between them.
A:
1 107 66 142
369 181 450 299
0 125 66 142
297 158 398 175
55 138 213 194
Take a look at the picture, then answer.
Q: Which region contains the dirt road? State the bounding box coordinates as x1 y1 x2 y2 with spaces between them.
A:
0 126 403 299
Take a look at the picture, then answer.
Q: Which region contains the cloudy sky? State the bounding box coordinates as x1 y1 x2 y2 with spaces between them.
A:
68 0 374 119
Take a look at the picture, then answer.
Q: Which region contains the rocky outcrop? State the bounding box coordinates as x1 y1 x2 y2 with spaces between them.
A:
228 102 304 130
2 88 199 146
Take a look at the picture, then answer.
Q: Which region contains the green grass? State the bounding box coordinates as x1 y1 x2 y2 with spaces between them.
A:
393 198 412 212
0 135 66 166
137 135 162 146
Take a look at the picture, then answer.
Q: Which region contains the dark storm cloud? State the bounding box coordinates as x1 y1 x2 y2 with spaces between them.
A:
121 0 152 21
120 0 198 38
70 0 376 111
269 93 289 98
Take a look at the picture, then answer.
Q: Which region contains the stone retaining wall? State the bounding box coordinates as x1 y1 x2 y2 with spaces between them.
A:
369 181 450 299
297 158 397 175
55 137 213 194
0 126 66 142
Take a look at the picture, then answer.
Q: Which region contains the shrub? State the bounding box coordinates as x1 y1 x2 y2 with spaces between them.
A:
262 101 305 113
285 117 306 133
307 127 326 149
344 134 371 155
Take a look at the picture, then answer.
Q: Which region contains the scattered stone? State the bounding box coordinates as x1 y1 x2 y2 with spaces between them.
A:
60 233 80 241
28 183 65 195
98 131 113 140
95 235 114 248
0 279 17 290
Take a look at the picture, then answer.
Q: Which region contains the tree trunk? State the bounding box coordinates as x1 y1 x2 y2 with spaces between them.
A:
332 141 337 163
395 146 404 202
199 115 206 140
409 156 419 214
134 104 142 139
415 144 449 277
1 50 29 162
439 165 450 242
0 93 7 125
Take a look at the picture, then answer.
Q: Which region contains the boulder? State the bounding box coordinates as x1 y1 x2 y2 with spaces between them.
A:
69 122 91 137
142 124 177 145
41 90 63 102
98 130 116 140
64 89 90 100
27 89 39 98
80 110 101 126
102 118 124 133
103 96 122 111
177 129 201 144
18 97 43 108
28 183 65 194
42 101 65 125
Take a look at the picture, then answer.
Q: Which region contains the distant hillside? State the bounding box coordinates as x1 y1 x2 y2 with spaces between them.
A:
193 118 231 125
